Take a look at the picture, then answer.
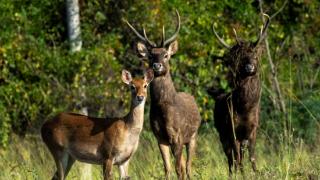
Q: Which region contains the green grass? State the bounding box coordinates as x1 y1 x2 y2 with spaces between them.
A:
0 127 319 180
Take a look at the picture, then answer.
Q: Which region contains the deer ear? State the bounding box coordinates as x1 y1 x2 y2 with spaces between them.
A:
121 70 132 85
136 42 148 58
144 69 154 84
168 40 178 56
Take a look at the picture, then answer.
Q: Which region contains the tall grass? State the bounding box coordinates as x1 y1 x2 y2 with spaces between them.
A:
0 126 319 180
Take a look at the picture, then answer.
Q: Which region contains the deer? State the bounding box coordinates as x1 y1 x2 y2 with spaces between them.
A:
210 14 270 174
125 10 201 180
41 69 154 180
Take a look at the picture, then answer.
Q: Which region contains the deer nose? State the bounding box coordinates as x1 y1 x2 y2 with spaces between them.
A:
245 64 255 73
136 96 144 102
153 63 162 71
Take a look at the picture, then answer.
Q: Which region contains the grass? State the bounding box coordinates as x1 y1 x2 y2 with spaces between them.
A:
0 126 319 180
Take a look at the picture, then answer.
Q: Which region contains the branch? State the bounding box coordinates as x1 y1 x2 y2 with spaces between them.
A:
270 0 288 19
259 0 287 113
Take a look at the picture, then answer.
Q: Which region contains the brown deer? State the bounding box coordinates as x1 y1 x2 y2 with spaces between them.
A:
210 14 270 174
41 69 154 180
126 10 201 180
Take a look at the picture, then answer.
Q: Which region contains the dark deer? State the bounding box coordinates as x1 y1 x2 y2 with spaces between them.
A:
41 69 154 180
210 14 270 174
126 10 201 180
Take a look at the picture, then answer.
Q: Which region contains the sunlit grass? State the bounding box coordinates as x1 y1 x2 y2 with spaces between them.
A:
0 127 319 180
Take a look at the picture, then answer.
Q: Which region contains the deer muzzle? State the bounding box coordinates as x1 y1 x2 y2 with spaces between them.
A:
136 96 145 102
245 64 255 73
153 63 162 71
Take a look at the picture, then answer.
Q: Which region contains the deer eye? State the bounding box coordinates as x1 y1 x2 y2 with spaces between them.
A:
130 85 136 90
144 85 147 88
164 54 168 59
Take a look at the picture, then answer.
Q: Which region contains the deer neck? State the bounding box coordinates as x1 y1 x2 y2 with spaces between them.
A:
150 72 177 104
126 100 145 131
233 74 261 111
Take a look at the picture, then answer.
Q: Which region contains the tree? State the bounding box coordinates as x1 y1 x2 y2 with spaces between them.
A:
66 0 82 52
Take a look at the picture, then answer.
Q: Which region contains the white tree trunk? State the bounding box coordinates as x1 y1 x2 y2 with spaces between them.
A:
66 0 82 52
79 107 93 180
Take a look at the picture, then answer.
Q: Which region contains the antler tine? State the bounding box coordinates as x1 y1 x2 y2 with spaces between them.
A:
161 26 165 47
233 28 240 44
212 23 231 49
254 13 270 47
142 27 156 47
164 9 181 46
125 20 155 47
125 20 147 41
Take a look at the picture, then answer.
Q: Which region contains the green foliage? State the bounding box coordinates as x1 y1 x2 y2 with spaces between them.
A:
0 1 320 179
0 0 126 146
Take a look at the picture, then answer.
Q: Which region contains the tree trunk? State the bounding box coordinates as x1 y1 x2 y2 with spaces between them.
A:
66 0 82 52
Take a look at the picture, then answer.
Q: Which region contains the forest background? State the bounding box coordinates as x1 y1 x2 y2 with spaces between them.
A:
0 0 319 179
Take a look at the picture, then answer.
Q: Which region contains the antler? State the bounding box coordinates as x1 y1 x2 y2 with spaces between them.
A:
163 9 181 46
126 9 180 47
233 28 241 44
253 13 270 47
212 23 231 49
161 26 165 47
125 20 156 47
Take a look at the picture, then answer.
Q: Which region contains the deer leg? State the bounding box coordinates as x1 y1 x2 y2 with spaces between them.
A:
233 140 241 173
51 150 68 180
239 140 248 175
51 159 64 180
249 131 257 172
103 158 113 180
119 159 130 180
181 153 186 178
159 143 172 179
224 146 233 176
172 144 184 180
64 155 75 178
186 134 197 180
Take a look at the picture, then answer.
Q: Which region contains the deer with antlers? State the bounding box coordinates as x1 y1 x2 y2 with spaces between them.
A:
41 69 154 180
210 14 270 174
126 10 201 180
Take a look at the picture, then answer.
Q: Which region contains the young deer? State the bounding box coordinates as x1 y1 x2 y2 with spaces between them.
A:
41 69 154 180
126 10 201 180
210 14 270 174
